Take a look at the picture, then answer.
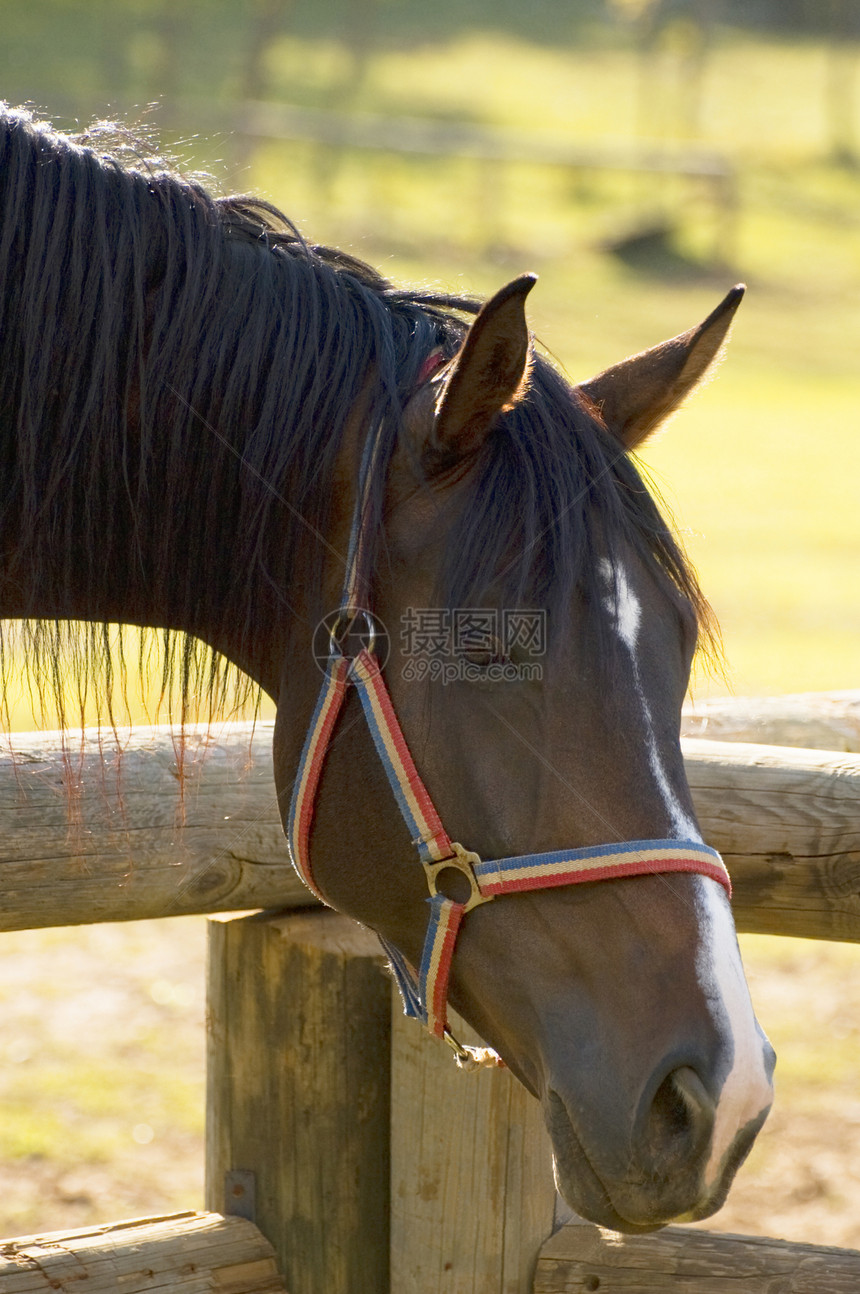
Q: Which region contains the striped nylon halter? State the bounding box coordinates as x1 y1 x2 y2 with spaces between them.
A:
287 363 732 1069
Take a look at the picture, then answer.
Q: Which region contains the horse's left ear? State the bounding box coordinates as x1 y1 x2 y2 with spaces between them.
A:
578 285 745 450
432 273 536 459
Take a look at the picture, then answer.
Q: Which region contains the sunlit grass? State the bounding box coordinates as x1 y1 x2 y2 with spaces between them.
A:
639 366 860 697
0 919 207 1232
262 28 858 162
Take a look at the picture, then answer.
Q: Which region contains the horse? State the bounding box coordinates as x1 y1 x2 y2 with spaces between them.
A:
0 104 774 1234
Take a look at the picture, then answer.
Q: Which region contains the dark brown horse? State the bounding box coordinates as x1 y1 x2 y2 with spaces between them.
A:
0 105 773 1233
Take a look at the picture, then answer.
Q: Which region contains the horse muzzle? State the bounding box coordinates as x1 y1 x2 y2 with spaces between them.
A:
544 1054 773 1232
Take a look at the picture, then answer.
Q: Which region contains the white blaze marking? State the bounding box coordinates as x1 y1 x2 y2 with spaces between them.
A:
599 559 699 840
608 560 641 651
600 561 774 1203
694 877 774 1192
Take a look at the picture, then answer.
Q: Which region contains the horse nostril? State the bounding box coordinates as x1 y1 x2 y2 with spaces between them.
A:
644 1065 714 1162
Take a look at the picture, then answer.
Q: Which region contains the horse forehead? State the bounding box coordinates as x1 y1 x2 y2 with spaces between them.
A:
596 552 697 675
599 552 675 620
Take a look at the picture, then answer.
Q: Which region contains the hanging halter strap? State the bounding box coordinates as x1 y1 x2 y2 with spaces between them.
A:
287 375 731 1069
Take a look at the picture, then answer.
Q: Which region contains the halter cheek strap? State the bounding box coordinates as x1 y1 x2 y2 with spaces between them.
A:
286 389 732 1069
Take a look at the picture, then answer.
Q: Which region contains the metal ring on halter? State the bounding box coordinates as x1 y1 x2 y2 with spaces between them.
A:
423 843 494 915
328 607 378 659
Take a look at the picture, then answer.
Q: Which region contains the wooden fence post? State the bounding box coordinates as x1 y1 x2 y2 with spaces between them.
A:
390 1005 557 1294
206 908 559 1294
205 909 392 1294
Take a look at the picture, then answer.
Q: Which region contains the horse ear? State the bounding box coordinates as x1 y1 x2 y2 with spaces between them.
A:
432 274 536 458
578 285 745 450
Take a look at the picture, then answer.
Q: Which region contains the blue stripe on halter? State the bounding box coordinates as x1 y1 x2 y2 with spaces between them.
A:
351 668 431 855
474 838 723 878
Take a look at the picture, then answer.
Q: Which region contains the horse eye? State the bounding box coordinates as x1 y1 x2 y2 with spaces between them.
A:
461 637 508 668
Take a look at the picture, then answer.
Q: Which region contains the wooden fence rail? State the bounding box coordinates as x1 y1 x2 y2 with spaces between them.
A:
0 722 858 940
682 689 860 753
533 1219 860 1293
231 99 734 185
0 722 310 930
0 1211 287 1293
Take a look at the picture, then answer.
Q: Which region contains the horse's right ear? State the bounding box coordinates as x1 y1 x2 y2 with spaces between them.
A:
430 274 536 461
578 285 745 450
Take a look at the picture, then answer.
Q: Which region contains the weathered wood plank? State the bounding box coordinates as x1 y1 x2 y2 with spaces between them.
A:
0 723 313 930
534 1218 860 1292
683 690 860 752
0 1211 287 1293
683 738 860 941
390 1004 556 1294
0 727 858 941
205 910 392 1294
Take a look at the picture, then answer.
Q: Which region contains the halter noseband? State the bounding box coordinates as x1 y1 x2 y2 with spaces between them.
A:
287 370 731 1069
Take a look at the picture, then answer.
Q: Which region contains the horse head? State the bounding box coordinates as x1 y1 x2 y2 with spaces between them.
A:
274 279 775 1233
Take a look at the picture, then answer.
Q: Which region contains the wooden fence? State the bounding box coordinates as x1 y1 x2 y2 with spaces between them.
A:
0 691 859 1291
169 98 739 264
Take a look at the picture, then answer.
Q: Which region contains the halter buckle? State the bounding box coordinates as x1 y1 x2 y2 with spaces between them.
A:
423 842 492 914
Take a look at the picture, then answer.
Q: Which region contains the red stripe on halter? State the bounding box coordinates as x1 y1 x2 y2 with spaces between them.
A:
478 856 731 896
289 657 350 901
353 649 453 862
426 899 463 1039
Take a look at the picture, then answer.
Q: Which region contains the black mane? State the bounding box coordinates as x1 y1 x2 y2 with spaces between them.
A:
0 105 710 727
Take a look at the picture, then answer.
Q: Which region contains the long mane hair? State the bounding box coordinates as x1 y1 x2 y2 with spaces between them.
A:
0 105 711 731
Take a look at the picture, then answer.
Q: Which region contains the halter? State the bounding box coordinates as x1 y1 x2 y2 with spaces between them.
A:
287 365 731 1069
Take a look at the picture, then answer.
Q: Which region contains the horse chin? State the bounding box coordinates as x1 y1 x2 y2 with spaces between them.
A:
551 1157 669 1236
545 1090 715 1235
